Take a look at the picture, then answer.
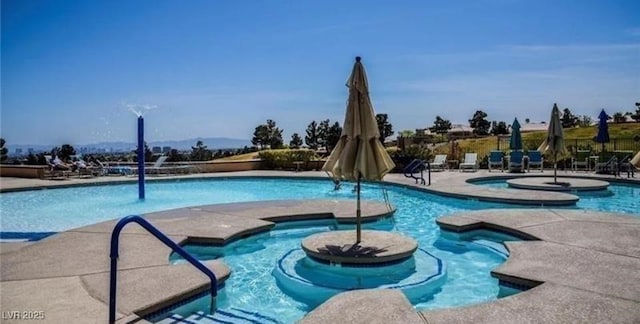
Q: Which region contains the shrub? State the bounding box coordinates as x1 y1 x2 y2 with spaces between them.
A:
389 145 432 172
258 149 319 170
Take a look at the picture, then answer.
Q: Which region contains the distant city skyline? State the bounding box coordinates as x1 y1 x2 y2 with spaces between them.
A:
2 0 639 146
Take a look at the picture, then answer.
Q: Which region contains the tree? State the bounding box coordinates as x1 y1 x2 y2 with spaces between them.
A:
376 113 394 143
577 115 593 127
399 130 415 137
490 121 509 135
525 118 530 124
317 119 330 149
305 120 320 150
252 124 269 149
289 133 303 149
0 138 7 162
58 144 76 161
266 119 284 149
612 112 626 123
561 108 579 128
166 149 184 162
429 116 452 134
632 102 640 122
468 110 491 136
326 122 342 151
191 140 212 161
132 142 153 162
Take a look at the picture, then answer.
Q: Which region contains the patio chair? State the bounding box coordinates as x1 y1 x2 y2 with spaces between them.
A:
145 155 171 175
508 151 524 173
70 155 103 177
97 160 132 176
614 151 636 178
488 151 504 172
526 150 544 172
43 155 71 179
595 152 617 174
459 153 478 172
430 154 448 171
571 150 591 171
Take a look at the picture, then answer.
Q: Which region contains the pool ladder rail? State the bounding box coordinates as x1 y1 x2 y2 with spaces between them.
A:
108 215 218 324
403 159 431 186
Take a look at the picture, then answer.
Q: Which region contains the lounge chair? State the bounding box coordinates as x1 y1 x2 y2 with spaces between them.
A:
145 155 181 175
70 155 102 177
430 154 448 171
614 151 636 178
508 151 524 173
595 152 617 174
459 153 478 172
97 160 132 176
488 151 504 172
43 155 71 179
571 150 591 171
526 150 544 172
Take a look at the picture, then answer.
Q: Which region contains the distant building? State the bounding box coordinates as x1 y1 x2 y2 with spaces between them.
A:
152 146 162 154
519 122 548 133
15 148 22 155
162 146 171 153
28 148 34 154
447 124 474 140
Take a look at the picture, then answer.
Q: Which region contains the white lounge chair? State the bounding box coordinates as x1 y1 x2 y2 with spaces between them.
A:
146 156 170 175
430 154 448 171
459 153 478 172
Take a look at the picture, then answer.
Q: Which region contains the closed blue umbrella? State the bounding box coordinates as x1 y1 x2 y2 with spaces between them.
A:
595 109 610 153
509 118 522 151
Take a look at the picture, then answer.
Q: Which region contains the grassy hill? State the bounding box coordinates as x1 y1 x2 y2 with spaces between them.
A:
435 123 640 159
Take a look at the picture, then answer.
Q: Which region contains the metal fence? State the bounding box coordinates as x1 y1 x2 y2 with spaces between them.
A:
446 137 640 161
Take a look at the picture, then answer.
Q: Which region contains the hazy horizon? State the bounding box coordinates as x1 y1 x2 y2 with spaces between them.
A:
2 0 639 146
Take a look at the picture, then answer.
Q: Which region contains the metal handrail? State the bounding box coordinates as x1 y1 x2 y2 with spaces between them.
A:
403 159 428 185
109 215 217 324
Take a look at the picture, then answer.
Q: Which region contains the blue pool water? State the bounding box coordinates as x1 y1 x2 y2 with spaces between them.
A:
1 177 638 323
473 179 640 214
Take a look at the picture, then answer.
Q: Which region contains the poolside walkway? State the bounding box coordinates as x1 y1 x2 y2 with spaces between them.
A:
1 170 639 323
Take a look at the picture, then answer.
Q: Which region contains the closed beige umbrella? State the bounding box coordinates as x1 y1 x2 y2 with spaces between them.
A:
322 56 395 243
538 103 567 183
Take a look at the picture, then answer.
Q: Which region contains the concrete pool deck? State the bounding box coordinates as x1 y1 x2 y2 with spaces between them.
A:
1 170 639 323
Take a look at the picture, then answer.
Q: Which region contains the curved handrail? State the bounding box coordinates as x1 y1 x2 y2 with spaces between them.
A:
403 159 428 185
109 215 217 324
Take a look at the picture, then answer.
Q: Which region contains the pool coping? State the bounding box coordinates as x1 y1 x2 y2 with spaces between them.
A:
0 198 394 323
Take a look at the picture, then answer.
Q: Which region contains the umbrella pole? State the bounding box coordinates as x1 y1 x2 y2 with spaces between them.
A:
356 173 362 244
553 153 557 183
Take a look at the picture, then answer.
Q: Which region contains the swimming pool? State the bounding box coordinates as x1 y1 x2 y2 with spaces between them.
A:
1 177 637 323
472 179 640 214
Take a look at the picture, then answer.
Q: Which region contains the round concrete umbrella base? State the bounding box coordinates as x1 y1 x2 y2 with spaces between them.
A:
301 230 418 265
507 177 609 191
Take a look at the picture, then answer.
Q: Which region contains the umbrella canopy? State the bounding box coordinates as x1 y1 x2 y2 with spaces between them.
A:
322 57 395 182
595 109 610 152
509 118 522 151
539 103 566 182
322 56 395 243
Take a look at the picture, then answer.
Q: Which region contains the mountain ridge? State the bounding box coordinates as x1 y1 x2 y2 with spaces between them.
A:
6 137 251 154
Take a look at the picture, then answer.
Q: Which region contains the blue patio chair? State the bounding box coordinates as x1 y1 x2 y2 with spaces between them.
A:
488 151 504 172
508 151 524 173
527 150 544 172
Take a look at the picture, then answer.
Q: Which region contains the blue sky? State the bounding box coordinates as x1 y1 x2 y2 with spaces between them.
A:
2 0 639 146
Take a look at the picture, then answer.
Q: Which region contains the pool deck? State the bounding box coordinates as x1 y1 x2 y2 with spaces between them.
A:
1 170 639 323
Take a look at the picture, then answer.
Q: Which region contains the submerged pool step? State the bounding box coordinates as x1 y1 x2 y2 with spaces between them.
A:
156 308 282 324
470 239 509 258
